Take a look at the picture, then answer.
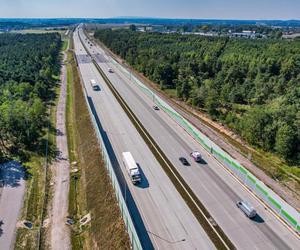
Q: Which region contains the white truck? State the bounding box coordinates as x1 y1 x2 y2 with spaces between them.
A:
90 79 100 91
122 152 141 184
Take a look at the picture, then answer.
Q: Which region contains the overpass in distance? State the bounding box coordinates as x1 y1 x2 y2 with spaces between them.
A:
74 25 300 249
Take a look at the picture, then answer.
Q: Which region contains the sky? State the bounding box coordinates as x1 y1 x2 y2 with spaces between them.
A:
0 0 300 20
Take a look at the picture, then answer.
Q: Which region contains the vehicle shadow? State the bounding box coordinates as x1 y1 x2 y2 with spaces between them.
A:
136 163 149 189
0 220 3 237
251 214 265 224
56 128 64 136
198 158 207 165
87 96 154 250
0 161 26 188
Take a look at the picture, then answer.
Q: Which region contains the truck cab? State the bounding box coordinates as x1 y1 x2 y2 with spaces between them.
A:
122 152 141 184
90 79 100 91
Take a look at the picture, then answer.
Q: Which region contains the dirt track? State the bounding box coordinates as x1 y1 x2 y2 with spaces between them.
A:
48 49 71 250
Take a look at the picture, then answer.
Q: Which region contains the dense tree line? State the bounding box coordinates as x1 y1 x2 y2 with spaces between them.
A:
95 29 300 163
0 33 61 160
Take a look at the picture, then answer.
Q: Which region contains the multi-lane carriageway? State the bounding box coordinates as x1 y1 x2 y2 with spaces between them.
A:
74 27 215 250
74 26 300 249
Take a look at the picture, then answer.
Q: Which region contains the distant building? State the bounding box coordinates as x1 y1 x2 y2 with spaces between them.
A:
242 30 256 34
231 30 257 38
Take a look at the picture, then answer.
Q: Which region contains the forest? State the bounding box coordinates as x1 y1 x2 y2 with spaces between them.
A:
0 32 61 161
95 29 300 163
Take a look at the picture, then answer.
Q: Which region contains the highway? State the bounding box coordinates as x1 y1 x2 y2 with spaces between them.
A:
73 28 216 250
79 27 300 249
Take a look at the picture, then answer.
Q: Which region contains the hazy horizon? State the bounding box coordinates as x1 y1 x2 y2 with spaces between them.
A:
0 0 300 20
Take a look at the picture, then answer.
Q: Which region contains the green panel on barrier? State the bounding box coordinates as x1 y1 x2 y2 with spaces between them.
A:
297 225 300 232
247 174 256 184
203 143 210 151
231 161 240 170
214 150 221 158
256 184 268 196
217 151 223 159
224 156 232 165
239 166 248 175
220 153 225 160
268 196 281 210
282 210 297 226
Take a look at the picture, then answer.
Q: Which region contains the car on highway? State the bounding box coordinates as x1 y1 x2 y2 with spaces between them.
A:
236 200 257 218
108 68 114 73
179 157 190 166
190 151 202 162
153 105 159 110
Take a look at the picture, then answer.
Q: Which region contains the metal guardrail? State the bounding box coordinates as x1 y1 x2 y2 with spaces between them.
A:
108 55 300 234
76 32 143 250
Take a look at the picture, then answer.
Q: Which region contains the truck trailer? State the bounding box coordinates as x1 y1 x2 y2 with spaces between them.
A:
122 152 141 184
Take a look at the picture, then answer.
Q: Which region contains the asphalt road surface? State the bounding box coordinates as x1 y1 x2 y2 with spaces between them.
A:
0 161 26 250
79 28 300 249
74 28 216 250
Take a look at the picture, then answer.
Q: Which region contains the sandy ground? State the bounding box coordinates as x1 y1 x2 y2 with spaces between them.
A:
0 161 26 250
48 49 71 250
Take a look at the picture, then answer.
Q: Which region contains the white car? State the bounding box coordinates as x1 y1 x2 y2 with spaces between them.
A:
190 151 202 162
236 201 257 218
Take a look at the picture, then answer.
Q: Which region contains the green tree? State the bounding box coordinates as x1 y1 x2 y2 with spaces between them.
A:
275 124 297 160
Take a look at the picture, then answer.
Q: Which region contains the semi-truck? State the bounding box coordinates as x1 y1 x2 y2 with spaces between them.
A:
90 79 100 91
122 152 141 184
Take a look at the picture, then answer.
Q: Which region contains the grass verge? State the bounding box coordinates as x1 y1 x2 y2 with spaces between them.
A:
66 36 130 249
14 84 59 250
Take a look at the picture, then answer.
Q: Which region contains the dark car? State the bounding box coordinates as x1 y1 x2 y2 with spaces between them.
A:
179 157 189 166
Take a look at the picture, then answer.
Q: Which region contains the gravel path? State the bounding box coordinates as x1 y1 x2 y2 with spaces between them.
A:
0 161 26 250
49 49 71 250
